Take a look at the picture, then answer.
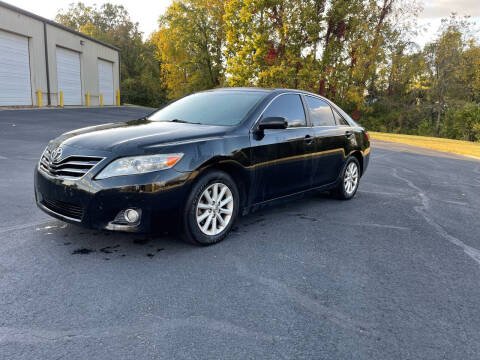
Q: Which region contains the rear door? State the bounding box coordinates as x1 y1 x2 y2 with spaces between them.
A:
250 94 314 202
304 95 347 186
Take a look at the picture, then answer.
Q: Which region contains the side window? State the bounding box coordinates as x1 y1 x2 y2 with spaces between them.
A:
263 94 306 128
333 109 349 126
305 96 336 126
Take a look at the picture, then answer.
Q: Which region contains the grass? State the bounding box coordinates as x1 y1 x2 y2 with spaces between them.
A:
370 132 480 159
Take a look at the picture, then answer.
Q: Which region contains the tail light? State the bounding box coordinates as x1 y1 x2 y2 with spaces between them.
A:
364 131 370 142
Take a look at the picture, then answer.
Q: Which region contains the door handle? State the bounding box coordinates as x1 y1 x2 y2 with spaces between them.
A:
304 134 314 145
345 130 354 138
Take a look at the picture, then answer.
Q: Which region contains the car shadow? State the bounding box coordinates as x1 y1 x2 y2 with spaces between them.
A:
35 221 193 261
232 191 335 232
36 191 337 260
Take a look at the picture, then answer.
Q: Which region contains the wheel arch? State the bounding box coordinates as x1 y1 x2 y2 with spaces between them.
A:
193 160 251 210
350 151 364 176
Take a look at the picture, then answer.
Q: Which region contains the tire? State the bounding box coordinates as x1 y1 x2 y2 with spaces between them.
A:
181 170 240 245
333 156 360 200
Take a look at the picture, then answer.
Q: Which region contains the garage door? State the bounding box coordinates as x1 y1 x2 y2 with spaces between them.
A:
98 59 114 105
56 47 81 105
0 30 32 106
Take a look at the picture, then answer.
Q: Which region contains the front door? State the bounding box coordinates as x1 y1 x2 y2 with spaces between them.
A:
250 94 314 203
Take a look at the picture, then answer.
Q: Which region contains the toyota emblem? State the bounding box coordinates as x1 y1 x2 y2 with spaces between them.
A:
51 147 63 162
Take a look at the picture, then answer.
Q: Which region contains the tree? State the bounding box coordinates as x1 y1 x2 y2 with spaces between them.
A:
224 0 328 89
460 41 480 103
423 16 473 135
152 0 225 99
444 103 480 141
224 0 415 118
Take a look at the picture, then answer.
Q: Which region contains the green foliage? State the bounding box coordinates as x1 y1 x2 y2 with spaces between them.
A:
223 0 421 120
443 103 480 141
151 0 225 99
224 0 328 90
222 2 479 141
350 15 480 141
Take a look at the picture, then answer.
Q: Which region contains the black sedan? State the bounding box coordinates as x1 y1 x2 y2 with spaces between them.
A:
35 88 370 245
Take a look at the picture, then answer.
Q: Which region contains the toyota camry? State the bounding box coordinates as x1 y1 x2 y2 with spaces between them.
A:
35 88 370 245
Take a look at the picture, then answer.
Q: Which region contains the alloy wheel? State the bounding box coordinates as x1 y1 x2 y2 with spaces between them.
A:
196 182 234 236
344 162 359 195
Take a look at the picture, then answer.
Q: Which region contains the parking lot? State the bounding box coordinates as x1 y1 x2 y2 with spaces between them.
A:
1 107 480 359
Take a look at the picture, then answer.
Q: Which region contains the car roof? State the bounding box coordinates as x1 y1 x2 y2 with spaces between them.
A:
202 86 334 109
204 87 325 98
202 87 271 94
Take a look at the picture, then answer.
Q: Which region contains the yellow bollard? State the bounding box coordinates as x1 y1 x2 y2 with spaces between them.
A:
116 90 120 106
100 94 103 106
37 90 42 107
86 92 90 106
59 91 64 107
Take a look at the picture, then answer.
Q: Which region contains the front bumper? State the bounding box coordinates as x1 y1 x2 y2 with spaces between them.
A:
34 166 192 233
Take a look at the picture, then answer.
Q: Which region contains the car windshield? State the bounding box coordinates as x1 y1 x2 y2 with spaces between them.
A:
147 91 266 126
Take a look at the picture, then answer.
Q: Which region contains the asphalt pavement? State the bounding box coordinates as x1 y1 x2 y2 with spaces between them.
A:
1 106 480 359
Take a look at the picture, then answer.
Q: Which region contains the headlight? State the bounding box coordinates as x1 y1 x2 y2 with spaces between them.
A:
96 153 183 179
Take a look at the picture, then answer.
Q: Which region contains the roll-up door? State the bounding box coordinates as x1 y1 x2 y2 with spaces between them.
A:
0 30 32 106
56 47 82 105
98 59 114 105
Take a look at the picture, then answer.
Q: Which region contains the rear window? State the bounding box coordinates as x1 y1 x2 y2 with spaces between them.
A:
305 96 336 126
148 91 266 126
333 109 349 126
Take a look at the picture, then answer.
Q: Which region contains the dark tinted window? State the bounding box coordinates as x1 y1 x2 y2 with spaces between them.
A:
148 91 265 126
305 96 335 126
263 94 306 128
333 109 349 125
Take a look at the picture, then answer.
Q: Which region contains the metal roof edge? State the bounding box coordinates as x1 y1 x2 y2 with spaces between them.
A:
0 0 120 52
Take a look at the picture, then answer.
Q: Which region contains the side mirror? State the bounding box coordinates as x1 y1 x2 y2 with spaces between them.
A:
258 116 287 131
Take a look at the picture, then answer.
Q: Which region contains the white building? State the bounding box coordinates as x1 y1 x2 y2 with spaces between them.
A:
0 1 120 107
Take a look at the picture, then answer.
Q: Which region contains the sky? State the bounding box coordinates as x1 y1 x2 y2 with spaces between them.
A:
5 0 480 47
8 0 171 38
417 0 480 46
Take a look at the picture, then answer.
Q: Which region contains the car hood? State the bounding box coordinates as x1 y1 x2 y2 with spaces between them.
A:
55 119 230 153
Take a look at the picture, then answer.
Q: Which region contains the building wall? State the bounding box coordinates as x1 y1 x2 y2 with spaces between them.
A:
0 4 119 107
0 5 47 106
46 24 120 106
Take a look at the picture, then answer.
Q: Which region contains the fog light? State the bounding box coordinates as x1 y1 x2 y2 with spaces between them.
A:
124 209 140 223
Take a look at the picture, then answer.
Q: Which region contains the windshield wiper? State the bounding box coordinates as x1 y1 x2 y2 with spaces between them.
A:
169 118 201 125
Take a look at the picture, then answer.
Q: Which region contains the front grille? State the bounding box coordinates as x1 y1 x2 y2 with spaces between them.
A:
40 149 103 179
42 197 84 220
